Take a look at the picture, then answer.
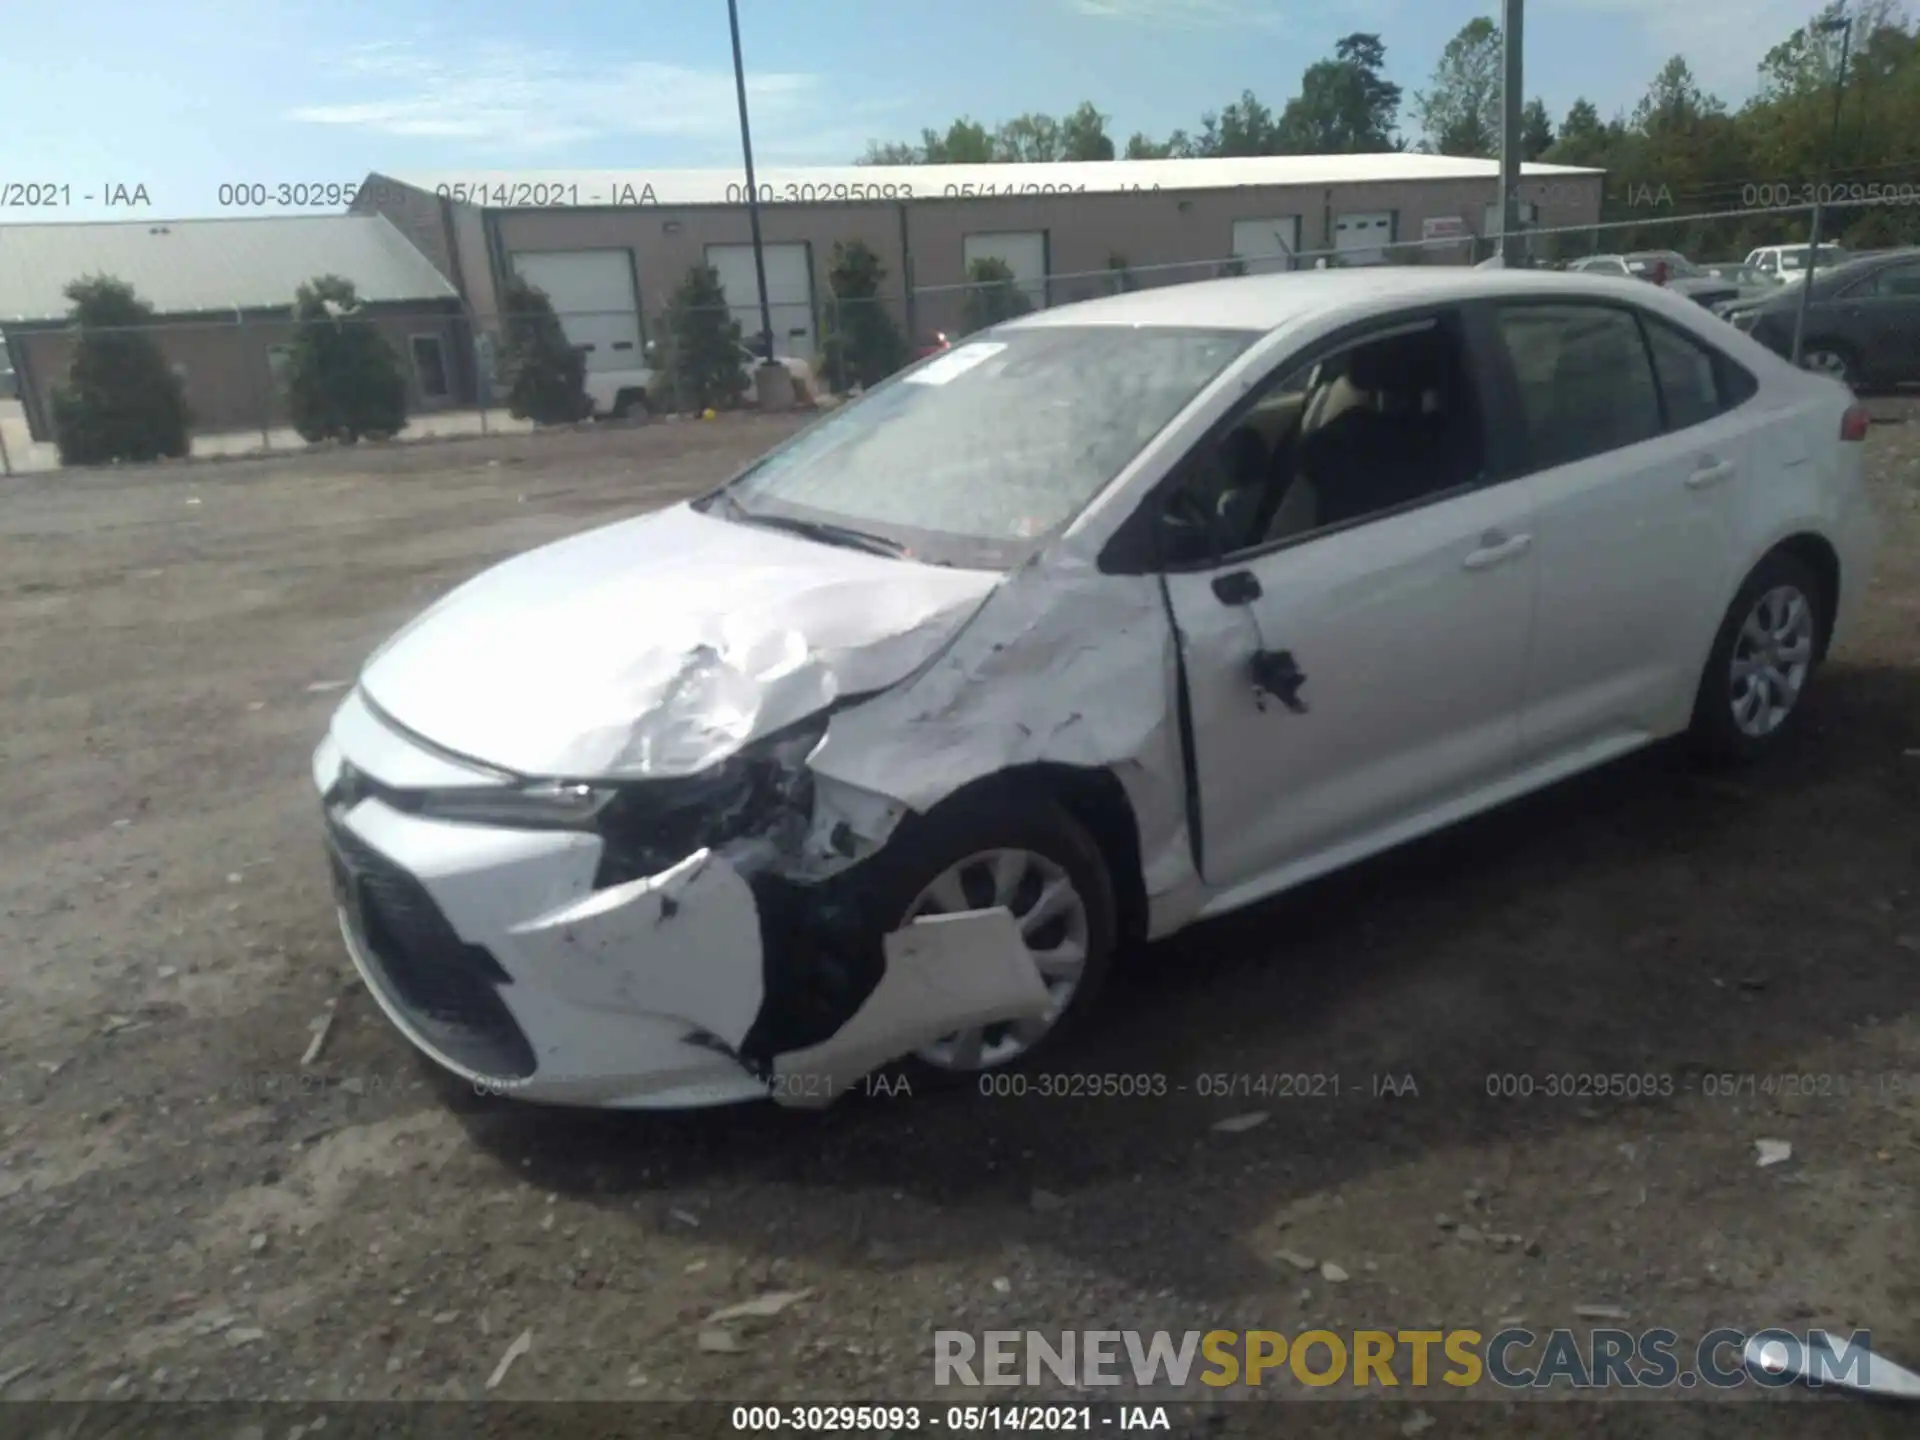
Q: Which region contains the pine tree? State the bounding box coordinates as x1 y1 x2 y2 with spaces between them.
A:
499 273 590 424
286 276 408 444
667 266 749 413
819 241 905 391
50 276 192 465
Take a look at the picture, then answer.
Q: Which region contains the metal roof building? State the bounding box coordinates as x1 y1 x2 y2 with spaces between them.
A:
352 154 1605 373
1 214 471 443
0 214 457 322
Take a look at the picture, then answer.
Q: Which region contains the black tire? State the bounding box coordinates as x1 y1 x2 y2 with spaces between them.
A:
610 388 647 421
1799 340 1856 388
1687 550 1828 766
851 788 1118 1091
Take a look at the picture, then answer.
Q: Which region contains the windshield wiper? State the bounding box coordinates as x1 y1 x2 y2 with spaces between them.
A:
722 501 909 558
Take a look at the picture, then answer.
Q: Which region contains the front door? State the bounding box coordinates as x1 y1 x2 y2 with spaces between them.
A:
1848 258 1920 383
1153 308 1537 892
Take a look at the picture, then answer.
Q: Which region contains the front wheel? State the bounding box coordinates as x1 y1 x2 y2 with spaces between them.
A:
858 792 1117 1086
1688 551 1826 765
1800 343 1856 387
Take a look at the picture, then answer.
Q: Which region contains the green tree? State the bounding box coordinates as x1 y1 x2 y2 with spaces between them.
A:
49 276 191 466
1414 17 1503 157
1546 98 1617 166
819 240 906 391
862 103 1116 163
960 257 1031 333
1124 129 1195 159
497 272 589 425
1194 90 1282 156
286 276 407 444
1520 98 1555 159
1274 34 1403 152
667 266 749 412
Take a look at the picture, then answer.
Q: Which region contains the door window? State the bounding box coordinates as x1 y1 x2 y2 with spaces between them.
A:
1861 260 1920 297
1155 313 1488 565
1494 305 1661 471
1641 317 1722 431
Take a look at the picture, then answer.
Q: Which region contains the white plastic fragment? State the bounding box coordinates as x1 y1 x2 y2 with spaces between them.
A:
1212 1112 1269 1134
697 1329 744 1354
769 908 1050 1107
1755 1139 1793 1168
705 1289 813 1324
486 1328 532 1389
301 1003 336 1067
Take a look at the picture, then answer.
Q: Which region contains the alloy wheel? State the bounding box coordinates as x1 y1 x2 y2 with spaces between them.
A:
1729 583 1815 739
903 848 1090 1071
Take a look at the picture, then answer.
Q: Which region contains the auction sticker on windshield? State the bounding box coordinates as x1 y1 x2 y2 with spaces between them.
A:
906 342 1006 385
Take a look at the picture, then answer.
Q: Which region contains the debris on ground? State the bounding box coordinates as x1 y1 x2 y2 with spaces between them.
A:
300 1003 336 1066
486 1329 532 1389
697 1329 744 1354
705 1290 813 1324
1320 1262 1349 1283
1756 1139 1793 1168
1575 1304 1630 1321
1275 1250 1317 1273
1211 1113 1268 1134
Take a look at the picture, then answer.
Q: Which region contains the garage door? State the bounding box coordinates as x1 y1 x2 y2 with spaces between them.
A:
706 244 816 361
1334 212 1394 266
1231 217 1301 275
508 250 643 374
963 231 1048 309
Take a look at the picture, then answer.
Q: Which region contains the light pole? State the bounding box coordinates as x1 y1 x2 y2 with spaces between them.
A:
1498 0 1526 267
1791 8 1853 368
727 0 776 365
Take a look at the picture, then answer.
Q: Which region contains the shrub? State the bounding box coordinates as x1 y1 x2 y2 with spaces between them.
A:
819 241 906 392
50 276 191 466
960 256 1032 333
286 276 408 444
498 273 590 424
667 266 749 413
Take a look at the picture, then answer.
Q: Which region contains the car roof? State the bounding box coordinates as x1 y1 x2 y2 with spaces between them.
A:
1005 266 1696 333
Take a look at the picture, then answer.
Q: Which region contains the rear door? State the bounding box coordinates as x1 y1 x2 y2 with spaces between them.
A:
1489 301 1754 763
1845 258 1920 382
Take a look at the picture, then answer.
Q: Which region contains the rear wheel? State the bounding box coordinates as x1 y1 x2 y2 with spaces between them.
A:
1688 551 1826 765
610 388 648 420
1800 342 1855 386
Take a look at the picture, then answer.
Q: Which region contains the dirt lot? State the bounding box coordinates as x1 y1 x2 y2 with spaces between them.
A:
1 407 1917 1437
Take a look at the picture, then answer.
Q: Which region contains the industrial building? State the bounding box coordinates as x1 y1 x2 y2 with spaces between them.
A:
353 154 1605 377
0 215 471 443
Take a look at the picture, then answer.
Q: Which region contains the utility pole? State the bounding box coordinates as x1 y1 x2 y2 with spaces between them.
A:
727 0 776 365
1498 0 1526 266
1792 9 1853 369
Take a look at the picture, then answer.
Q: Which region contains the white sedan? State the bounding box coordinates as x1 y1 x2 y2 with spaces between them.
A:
314 268 1878 1110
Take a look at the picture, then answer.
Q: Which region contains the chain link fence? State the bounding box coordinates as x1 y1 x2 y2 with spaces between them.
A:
2 198 1878 476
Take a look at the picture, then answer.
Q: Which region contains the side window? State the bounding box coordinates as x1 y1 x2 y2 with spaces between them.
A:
1642 318 1721 431
1156 314 1487 565
1495 305 1660 470
1864 261 1920 297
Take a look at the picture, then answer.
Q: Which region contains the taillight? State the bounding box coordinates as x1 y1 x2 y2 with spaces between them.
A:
1840 403 1870 442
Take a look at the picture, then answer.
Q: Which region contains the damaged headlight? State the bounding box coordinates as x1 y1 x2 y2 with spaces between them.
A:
592 716 828 888
408 780 617 829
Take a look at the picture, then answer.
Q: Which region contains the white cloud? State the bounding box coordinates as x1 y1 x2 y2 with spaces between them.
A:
288 39 838 153
1069 0 1294 31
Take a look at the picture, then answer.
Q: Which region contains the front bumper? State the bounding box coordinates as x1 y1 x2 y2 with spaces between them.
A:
312 691 1053 1109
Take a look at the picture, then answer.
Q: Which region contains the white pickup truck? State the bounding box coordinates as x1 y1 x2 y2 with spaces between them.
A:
581 341 813 419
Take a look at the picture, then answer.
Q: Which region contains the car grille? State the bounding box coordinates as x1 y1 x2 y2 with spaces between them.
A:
324 812 536 1081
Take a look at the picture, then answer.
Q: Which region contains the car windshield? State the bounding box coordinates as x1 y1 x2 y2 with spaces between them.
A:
708 324 1259 567
1780 246 1847 271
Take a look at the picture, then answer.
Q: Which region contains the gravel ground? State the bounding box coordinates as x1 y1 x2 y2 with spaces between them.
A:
1 405 1917 1437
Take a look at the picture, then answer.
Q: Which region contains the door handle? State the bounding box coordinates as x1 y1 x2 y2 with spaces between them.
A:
1686 458 1737 489
1462 530 1532 571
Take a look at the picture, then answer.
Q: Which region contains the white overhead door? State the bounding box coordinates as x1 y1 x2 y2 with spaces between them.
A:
963 231 1048 309
1334 212 1394 266
508 250 643 374
1231 217 1301 275
706 243 816 361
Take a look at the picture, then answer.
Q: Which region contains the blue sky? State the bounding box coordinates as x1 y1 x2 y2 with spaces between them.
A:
5 0 1830 222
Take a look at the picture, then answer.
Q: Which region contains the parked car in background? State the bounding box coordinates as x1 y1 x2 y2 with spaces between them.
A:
1699 262 1784 308
1567 252 1741 310
579 341 814 419
1723 247 1920 387
1745 244 1851 286
314 267 1876 1111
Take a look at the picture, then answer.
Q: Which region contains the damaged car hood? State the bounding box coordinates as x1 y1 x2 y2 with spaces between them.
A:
359 501 1003 779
